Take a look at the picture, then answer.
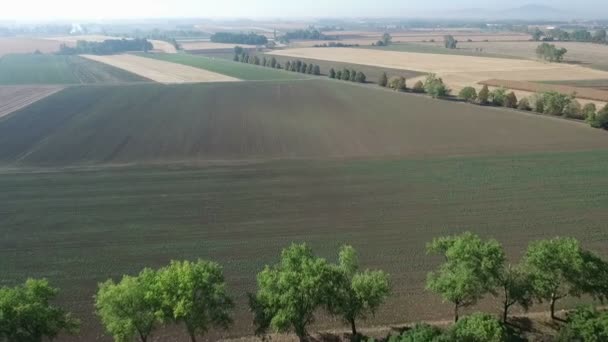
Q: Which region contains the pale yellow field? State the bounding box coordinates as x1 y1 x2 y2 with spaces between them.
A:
80 54 240 83
181 41 257 51
0 38 64 56
0 86 63 118
270 47 608 105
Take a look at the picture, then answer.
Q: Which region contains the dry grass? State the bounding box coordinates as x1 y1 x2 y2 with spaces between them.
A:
80 54 240 83
480 79 608 102
0 38 64 56
0 86 63 118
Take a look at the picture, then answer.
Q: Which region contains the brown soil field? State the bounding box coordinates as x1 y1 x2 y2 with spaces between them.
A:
0 86 63 119
0 37 63 56
270 48 608 105
480 79 608 102
80 54 240 83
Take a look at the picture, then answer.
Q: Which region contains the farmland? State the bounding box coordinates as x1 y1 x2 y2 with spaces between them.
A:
0 86 63 118
0 54 147 84
1 80 607 166
81 54 240 83
139 53 307 80
0 37 64 56
479 79 608 102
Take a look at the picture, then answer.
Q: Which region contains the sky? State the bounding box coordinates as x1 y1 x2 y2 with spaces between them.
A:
1 0 607 21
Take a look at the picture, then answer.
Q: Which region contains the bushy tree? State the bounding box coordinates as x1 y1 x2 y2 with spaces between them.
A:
558 306 608 342
389 77 401 90
300 62 308 73
336 70 343 79
156 260 233 342
426 232 505 322
388 323 443 342
532 27 544 41
96 269 161 342
582 103 597 120
517 98 531 111
531 94 545 113
382 32 392 46
395 77 407 91
504 92 518 108
424 74 450 98
541 91 572 115
448 313 505 342
489 88 507 106
262 57 267 67
458 87 477 103
478 85 490 105
270 57 277 68
327 246 390 336
563 99 583 119
313 65 320 75
249 243 337 341
328 68 336 79
591 104 608 129
355 72 366 83
253 56 260 65
412 80 425 93
444 35 458 49
350 69 357 82
378 72 388 87
0 279 79 342
285 61 291 71
342 68 351 81
497 265 532 323
536 43 568 62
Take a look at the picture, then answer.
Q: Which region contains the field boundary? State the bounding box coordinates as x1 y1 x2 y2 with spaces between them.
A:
479 79 608 102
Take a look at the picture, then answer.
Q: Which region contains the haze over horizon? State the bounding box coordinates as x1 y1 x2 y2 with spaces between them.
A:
2 0 607 21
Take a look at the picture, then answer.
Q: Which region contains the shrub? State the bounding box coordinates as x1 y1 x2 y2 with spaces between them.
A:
478 85 490 104
489 88 507 106
355 72 367 83
424 74 450 98
517 98 531 111
388 77 401 90
329 68 336 79
563 100 584 119
458 87 477 102
592 104 608 129
504 92 518 108
388 324 444 342
582 103 596 120
412 80 425 93
449 313 506 342
558 306 608 342
541 91 571 116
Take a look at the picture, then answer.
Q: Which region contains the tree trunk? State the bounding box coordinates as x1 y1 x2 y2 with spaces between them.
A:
189 333 197 342
350 317 357 336
503 303 509 324
139 333 147 342
550 294 557 320
454 303 459 323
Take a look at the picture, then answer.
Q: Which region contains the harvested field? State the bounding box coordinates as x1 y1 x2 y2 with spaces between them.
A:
181 41 257 51
0 54 147 85
46 35 177 53
1 80 608 166
138 53 307 80
0 37 63 56
541 79 608 90
81 54 240 83
479 79 608 102
0 86 63 119
2 150 608 340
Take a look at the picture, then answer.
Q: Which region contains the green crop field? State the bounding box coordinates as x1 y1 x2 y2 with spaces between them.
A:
2 151 608 340
0 54 147 84
2 80 607 166
137 52 308 80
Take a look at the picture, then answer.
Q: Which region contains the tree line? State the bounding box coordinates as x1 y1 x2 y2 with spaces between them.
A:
278 27 336 43
377 72 450 99
3 233 608 342
536 43 568 62
532 27 608 44
210 32 268 45
328 68 367 83
58 38 154 55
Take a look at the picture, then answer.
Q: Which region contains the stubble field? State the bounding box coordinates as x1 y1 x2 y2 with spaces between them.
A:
0 86 63 118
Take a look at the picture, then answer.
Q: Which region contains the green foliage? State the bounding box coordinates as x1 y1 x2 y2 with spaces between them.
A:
504 92 518 109
558 306 608 342
532 94 545 113
350 69 357 82
497 265 533 323
458 87 477 102
249 243 337 340
583 103 597 120
388 324 444 342
329 68 336 79
342 69 351 81
412 80 425 93
355 72 367 83
156 260 233 342
389 77 401 90
424 74 450 98
95 269 160 342
327 246 390 336
59 38 153 55
426 232 505 322
449 313 506 342
313 65 321 75
0 279 79 342
517 98 531 111
382 33 392 46
489 88 507 106
536 43 568 62
531 28 544 41
541 91 572 116
444 35 458 49
378 72 388 87
395 77 407 91
477 85 489 104
210 32 268 45
563 99 584 119
591 104 608 129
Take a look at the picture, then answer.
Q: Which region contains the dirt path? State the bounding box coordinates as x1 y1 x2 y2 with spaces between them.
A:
81 54 241 84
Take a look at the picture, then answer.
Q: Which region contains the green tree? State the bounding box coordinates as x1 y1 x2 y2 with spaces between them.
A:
582 103 597 120
327 246 390 337
444 35 458 49
378 72 388 87
449 313 506 342
95 269 161 342
591 104 608 129
426 232 505 322
313 65 321 75
382 32 392 46
0 279 79 342
458 87 477 103
156 260 233 342
563 99 583 119
517 98 531 111
262 57 267 67
341 68 351 81
234 46 244 55
306 63 314 74
349 69 357 82
504 92 518 108
536 43 568 62
329 68 336 79
572 30 592 42
295 60 302 72
412 80 424 93
424 74 450 98
388 324 443 342
389 77 401 90
270 57 277 68
300 62 308 73
541 91 572 115
336 70 343 79
478 85 490 105
531 27 543 41
355 72 367 83
489 88 507 106
497 265 532 324
558 306 608 342
249 243 336 341
396 77 407 91
285 61 291 71
524 237 589 319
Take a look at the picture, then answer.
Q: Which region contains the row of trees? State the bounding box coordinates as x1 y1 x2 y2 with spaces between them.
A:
4 234 608 342
532 27 608 44
210 32 268 45
536 43 568 62
328 68 367 83
278 27 335 43
284 60 321 75
378 73 450 99
58 39 153 55
457 85 608 130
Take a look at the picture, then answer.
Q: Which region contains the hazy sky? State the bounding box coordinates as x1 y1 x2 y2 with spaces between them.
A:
2 0 606 20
